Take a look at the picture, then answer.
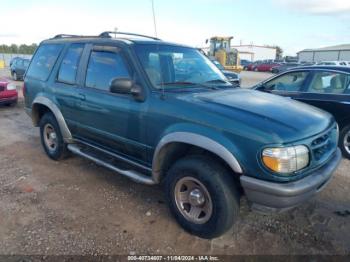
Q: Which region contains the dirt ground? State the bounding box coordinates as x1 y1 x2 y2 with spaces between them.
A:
0 69 349 255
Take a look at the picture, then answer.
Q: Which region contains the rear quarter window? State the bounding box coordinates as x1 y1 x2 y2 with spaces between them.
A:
26 44 63 81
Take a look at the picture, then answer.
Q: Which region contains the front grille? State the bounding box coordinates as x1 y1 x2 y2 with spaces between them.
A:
310 125 337 163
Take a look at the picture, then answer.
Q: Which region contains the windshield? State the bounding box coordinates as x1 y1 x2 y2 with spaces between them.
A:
24 60 30 67
135 44 227 89
212 60 225 70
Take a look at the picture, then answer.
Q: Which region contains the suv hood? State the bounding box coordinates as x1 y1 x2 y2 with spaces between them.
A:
176 89 333 142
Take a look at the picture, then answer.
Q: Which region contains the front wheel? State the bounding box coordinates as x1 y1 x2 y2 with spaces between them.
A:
340 125 350 159
163 156 240 239
13 72 18 81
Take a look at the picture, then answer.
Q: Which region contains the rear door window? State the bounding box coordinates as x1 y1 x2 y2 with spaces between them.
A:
57 44 84 84
26 44 63 81
307 71 350 94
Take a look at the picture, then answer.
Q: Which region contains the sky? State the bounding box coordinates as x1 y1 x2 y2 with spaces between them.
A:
0 0 349 55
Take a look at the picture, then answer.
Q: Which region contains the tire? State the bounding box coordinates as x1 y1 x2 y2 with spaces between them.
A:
13 72 18 81
163 155 240 239
39 112 69 160
254 68 259 72
339 124 350 159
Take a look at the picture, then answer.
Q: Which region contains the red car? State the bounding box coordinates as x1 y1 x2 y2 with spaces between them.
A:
254 62 282 72
246 61 261 71
0 78 18 106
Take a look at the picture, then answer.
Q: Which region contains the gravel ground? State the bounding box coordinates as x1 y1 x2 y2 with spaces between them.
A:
0 69 349 255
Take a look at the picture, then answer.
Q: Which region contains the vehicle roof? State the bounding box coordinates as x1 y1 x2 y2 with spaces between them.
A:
41 36 191 49
288 65 350 73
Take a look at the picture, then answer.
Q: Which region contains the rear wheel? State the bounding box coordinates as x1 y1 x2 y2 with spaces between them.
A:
39 112 69 160
340 125 350 159
163 155 240 239
5 102 16 107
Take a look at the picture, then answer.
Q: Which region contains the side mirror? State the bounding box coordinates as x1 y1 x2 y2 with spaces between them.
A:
256 83 273 92
110 78 133 94
256 83 266 90
109 77 145 101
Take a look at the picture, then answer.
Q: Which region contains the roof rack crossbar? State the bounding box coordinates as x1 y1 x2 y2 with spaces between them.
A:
99 31 161 41
53 34 100 39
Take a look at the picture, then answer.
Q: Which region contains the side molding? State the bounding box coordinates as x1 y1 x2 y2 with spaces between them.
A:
32 96 73 143
152 132 243 182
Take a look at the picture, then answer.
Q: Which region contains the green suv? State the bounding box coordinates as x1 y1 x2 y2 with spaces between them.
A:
24 32 341 238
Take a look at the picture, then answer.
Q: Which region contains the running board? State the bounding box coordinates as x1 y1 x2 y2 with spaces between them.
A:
74 138 152 173
67 144 156 185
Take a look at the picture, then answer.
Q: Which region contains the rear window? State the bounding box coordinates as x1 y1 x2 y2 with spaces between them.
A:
26 44 63 81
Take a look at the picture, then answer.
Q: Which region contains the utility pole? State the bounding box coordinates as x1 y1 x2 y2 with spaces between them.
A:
151 0 158 37
114 27 118 38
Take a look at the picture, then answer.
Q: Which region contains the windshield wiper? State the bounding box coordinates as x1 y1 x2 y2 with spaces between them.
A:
205 79 230 84
159 81 198 86
158 81 218 90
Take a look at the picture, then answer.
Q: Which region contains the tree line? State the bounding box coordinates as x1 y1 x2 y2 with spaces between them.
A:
264 45 284 60
0 44 38 54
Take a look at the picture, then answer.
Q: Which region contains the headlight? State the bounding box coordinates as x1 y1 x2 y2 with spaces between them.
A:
262 145 309 174
6 83 17 91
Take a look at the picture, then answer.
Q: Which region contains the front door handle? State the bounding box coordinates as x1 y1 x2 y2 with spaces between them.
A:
77 93 86 101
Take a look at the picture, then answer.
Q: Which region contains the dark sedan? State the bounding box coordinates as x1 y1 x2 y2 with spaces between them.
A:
10 58 30 81
211 60 241 87
271 62 300 74
253 66 350 159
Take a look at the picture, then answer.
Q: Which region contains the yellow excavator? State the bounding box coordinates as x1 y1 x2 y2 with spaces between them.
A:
207 36 243 73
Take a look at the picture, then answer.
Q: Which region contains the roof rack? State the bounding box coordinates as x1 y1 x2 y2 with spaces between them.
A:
52 32 161 41
98 31 161 41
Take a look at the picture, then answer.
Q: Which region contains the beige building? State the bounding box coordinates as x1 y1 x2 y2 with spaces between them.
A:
298 44 350 63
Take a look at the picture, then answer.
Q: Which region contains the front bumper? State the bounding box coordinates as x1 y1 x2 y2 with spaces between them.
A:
240 148 342 212
0 95 18 105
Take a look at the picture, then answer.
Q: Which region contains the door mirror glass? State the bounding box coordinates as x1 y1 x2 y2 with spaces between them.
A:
109 77 133 94
109 77 145 101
